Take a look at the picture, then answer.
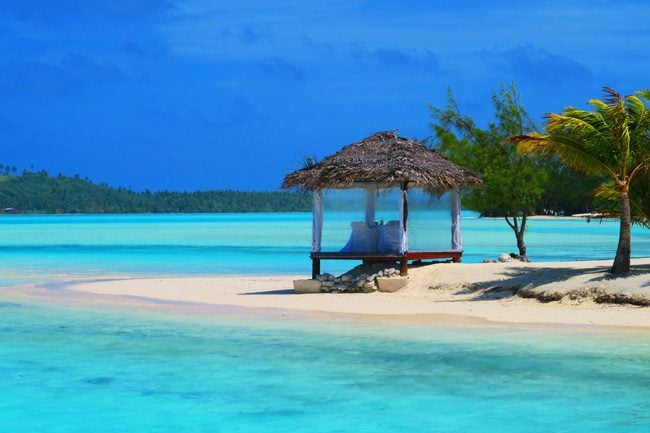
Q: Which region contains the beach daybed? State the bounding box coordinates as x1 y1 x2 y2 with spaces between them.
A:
282 130 482 277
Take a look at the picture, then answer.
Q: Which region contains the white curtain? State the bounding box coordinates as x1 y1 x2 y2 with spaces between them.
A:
312 190 323 252
451 188 462 251
399 188 408 253
364 186 377 226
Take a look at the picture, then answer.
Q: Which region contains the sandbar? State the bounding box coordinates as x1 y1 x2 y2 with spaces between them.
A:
53 258 650 328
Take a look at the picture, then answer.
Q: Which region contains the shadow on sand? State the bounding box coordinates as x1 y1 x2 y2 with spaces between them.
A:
455 262 650 302
240 289 295 296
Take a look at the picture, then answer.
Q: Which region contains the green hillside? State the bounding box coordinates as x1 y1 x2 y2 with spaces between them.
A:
0 171 311 214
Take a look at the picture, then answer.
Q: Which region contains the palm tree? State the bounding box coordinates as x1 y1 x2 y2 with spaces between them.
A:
592 177 650 229
513 88 650 275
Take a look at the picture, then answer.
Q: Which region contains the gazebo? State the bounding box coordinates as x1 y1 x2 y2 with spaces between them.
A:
282 131 482 278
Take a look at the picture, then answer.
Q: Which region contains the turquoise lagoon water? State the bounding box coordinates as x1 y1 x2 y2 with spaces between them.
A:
0 212 649 285
2 214 650 432
1 302 650 432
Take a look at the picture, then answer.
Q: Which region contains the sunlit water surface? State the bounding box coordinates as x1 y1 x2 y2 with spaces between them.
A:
1 302 650 433
1 213 650 431
1 212 649 286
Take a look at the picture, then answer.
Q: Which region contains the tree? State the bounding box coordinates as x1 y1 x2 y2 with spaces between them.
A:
0 169 312 213
513 88 650 275
630 176 650 226
430 83 548 257
592 176 650 229
540 160 604 215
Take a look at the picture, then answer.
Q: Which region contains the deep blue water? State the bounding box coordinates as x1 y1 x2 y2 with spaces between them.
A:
1 302 650 433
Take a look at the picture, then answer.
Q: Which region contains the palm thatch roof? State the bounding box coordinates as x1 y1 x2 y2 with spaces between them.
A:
282 130 482 192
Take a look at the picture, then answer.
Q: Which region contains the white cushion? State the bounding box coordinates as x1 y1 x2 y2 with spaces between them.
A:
340 222 378 252
377 220 402 253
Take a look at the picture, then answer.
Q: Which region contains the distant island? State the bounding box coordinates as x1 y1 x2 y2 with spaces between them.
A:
0 170 311 214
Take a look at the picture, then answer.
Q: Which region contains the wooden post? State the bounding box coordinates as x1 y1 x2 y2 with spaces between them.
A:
399 258 408 276
312 257 321 279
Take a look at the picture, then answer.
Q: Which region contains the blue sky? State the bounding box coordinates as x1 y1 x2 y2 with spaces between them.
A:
1 0 648 191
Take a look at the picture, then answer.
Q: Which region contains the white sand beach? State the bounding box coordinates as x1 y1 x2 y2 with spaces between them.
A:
48 258 650 328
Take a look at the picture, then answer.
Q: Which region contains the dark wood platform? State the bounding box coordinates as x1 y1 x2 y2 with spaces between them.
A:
310 250 462 278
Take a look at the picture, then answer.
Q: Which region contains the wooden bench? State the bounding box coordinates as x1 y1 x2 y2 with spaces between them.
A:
310 250 462 278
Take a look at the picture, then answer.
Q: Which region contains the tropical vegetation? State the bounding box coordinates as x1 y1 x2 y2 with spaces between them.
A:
430 83 549 257
513 88 650 275
0 170 311 214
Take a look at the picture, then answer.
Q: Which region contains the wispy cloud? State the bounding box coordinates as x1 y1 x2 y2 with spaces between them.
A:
2 0 650 191
0 54 129 97
258 57 303 80
480 46 592 85
350 46 439 71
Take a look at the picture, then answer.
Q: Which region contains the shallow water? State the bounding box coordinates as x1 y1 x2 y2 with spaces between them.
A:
1 302 650 432
0 212 648 286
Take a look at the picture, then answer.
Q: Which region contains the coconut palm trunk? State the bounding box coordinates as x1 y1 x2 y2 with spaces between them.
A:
611 187 631 274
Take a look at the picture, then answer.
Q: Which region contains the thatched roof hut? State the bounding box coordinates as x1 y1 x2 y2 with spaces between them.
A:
283 130 482 279
282 130 482 192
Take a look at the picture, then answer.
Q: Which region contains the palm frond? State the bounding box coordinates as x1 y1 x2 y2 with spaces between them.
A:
637 89 650 104
588 99 608 110
547 112 609 147
541 135 618 178
595 181 650 228
625 94 647 120
593 184 618 200
627 94 650 165
602 87 623 105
